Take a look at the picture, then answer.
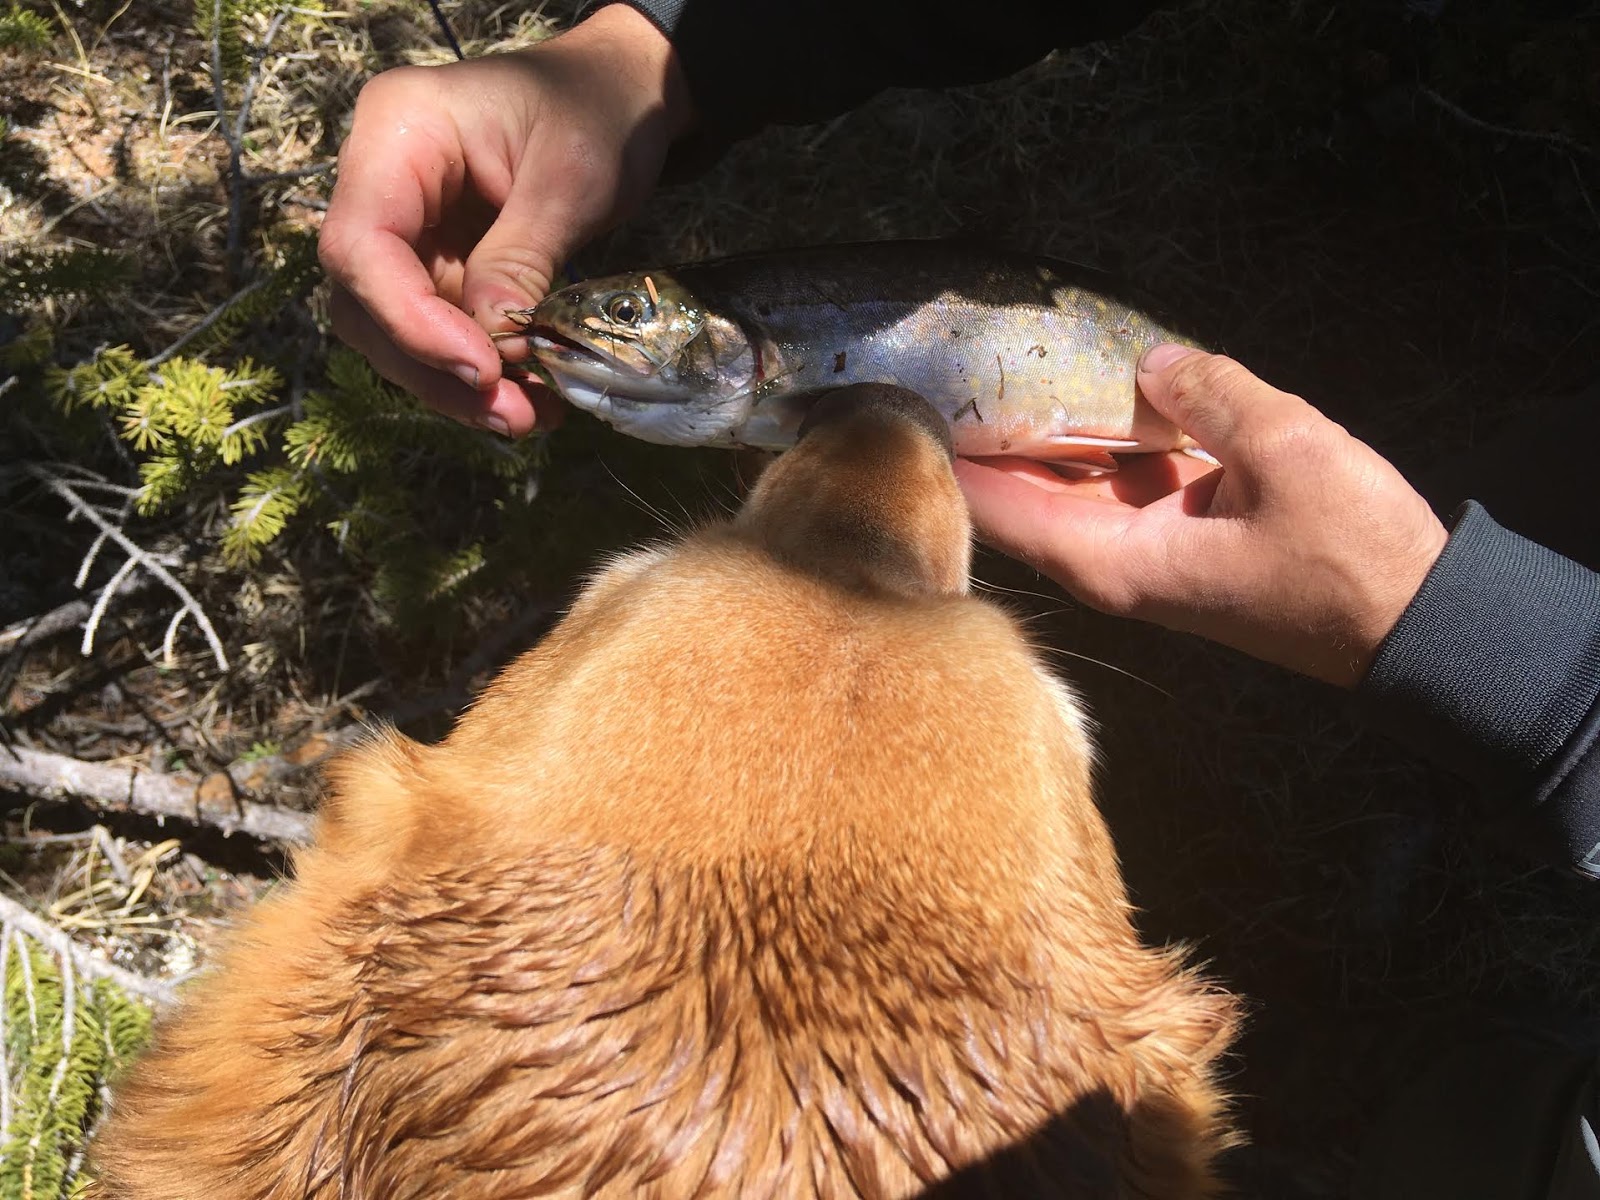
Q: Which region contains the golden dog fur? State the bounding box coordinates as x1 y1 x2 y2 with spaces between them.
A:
87 384 1241 1198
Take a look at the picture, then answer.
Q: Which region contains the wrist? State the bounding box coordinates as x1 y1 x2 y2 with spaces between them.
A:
1347 512 1450 686
567 2 695 142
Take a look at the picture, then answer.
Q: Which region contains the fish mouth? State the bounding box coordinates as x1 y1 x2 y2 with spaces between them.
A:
528 326 609 367
527 325 693 409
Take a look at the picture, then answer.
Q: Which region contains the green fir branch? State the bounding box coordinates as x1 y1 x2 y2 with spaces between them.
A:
43 348 143 415
222 465 308 565
1 940 155 1200
0 4 53 53
0 250 136 311
0 320 53 372
196 0 291 83
150 234 321 366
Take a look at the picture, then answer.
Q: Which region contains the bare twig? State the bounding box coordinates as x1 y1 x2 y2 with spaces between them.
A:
218 402 293 442
145 277 267 367
71 473 142 497
0 744 314 846
45 938 76 1117
1417 85 1599 163
72 488 137 590
38 462 139 493
26 465 230 672
0 891 179 1007
73 531 112 589
244 163 333 185
160 608 189 668
452 600 560 685
210 0 235 280
212 4 295 281
13 179 122 245
91 825 133 888
82 555 141 659
0 573 155 654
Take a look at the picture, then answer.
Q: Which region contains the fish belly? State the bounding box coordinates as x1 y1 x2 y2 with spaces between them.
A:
738 295 1198 461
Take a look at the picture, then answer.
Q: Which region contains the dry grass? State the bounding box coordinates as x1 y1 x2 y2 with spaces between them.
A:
4 0 1600 1195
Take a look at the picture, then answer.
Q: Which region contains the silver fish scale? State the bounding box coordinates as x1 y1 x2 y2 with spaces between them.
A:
674 241 1203 457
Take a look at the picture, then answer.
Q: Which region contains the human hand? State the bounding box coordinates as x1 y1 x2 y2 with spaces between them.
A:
953 347 1450 687
317 4 693 436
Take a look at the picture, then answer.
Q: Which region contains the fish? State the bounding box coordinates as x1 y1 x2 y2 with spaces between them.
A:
506 239 1217 472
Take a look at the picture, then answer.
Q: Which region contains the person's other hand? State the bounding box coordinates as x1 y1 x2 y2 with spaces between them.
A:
317 5 692 436
954 347 1449 687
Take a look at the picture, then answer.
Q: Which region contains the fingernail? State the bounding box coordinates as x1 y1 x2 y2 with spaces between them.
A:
1138 343 1198 374
478 414 510 437
452 363 482 390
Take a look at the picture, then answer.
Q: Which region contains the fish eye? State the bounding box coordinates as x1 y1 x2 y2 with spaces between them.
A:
605 293 647 326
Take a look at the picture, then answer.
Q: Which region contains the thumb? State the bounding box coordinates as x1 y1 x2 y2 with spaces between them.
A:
1136 345 1319 472
460 177 585 342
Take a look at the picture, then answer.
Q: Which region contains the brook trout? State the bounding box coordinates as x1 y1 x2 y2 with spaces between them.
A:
509 240 1213 469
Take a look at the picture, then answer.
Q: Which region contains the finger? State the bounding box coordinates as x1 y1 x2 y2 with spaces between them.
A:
329 286 544 436
1136 346 1319 473
460 153 592 339
456 73 633 338
960 456 1090 495
318 97 503 389
1157 465 1227 518
953 458 1145 612
506 368 569 431
958 451 1217 508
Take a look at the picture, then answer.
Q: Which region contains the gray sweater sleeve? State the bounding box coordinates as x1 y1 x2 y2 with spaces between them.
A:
1361 501 1600 879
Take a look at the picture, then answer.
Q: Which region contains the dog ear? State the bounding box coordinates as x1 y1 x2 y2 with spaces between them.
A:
307 725 431 884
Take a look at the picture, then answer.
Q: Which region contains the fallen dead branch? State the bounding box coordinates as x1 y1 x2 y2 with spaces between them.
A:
0 744 314 846
24 465 230 672
1 602 563 848
0 890 180 1008
1416 84 1599 163
0 572 156 654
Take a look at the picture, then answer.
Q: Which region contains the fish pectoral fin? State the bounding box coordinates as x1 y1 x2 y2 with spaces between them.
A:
1181 444 1222 467
1043 449 1121 475
1034 436 1134 472
1044 435 1142 448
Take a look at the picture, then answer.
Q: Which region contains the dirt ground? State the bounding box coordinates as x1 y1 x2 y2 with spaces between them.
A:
4 0 1600 1195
